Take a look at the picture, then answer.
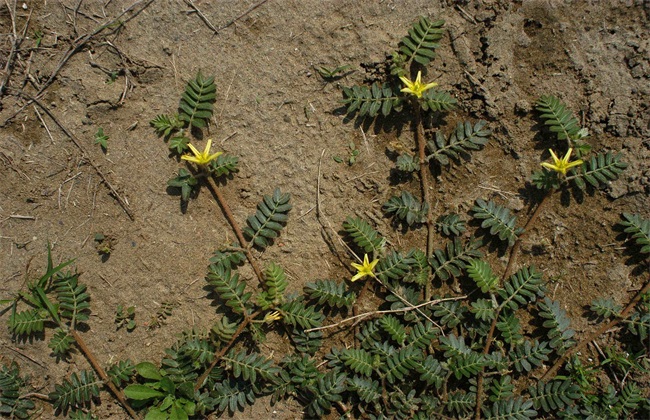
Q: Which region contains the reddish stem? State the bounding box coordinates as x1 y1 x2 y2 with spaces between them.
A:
205 176 265 285
413 103 435 300
541 275 650 381
71 330 140 419
194 309 262 391
474 189 553 420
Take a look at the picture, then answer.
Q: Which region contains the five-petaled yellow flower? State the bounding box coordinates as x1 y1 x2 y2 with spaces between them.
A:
181 139 222 166
399 71 438 98
263 311 282 324
540 148 583 176
350 254 379 282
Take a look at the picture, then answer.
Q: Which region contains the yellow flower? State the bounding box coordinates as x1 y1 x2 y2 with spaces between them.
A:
263 311 282 323
540 148 583 176
181 139 222 166
399 71 438 98
350 254 379 282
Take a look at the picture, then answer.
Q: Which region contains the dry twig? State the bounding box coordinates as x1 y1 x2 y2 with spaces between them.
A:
41 0 154 96
9 89 135 220
0 2 32 97
217 0 271 31
182 0 219 34
305 295 466 333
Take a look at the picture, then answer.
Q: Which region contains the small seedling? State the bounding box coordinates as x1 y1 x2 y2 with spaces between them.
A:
32 30 43 48
94 127 109 151
316 64 352 80
333 142 360 165
115 305 136 331
146 301 178 330
94 233 115 255
106 70 118 84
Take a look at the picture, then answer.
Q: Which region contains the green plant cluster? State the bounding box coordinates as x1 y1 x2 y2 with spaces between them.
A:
1 14 648 420
151 71 239 203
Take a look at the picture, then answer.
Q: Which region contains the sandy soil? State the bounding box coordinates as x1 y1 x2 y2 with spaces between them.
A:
0 0 648 418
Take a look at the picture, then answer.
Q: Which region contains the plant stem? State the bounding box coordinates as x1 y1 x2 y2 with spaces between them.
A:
305 295 465 333
474 188 553 420
541 274 650 382
194 309 263 391
502 190 555 280
205 176 265 285
352 278 371 344
413 103 435 300
70 330 140 419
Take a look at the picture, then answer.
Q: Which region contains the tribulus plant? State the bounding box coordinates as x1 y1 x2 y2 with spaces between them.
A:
2 14 648 420
1 244 139 418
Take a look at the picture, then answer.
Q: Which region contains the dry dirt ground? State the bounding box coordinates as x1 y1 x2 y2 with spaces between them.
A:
0 0 649 418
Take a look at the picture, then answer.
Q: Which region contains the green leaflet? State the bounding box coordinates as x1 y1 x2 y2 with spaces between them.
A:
178 70 216 129
243 188 291 250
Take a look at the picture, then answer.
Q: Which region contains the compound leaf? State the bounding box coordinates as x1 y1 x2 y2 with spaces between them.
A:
178 70 216 129
383 346 422 384
0 362 35 419
49 370 101 413
618 213 650 255
342 82 402 119
472 199 523 245
8 308 48 336
571 152 627 190
430 238 483 281
399 16 445 66
538 297 576 355
436 213 466 237
375 250 415 282
383 191 429 227
256 262 288 310
339 348 374 377
483 397 537 419
509 340 551 373
379 315 407 346
342 216 384 254
48 328 75 358
421 88 457 112
53 271 91 327
498 266 546 311
304 279 355 308
281 298 324 330
223 349 280 384
150 114 183 138
528 380 581 413
243 188 291 250
210 154 239 178
427 120 490 166
107 359 136 388
205 264 251 314
212 379 256 415
536 95 586 144
467 259 499 293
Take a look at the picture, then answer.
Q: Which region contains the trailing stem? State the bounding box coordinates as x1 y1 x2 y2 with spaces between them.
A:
194 309 262 391
352 275 371 344
541 272 650 381
70 330 140 419
474 189 554 420
205 176 265 285
413 103 436 301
